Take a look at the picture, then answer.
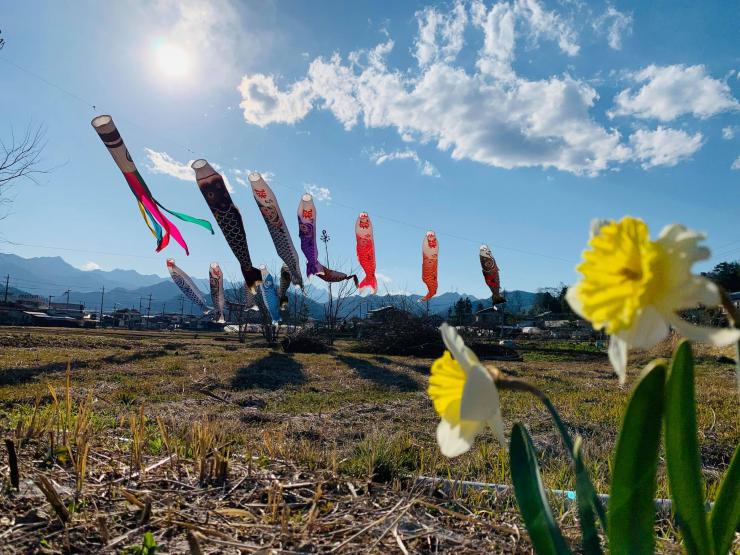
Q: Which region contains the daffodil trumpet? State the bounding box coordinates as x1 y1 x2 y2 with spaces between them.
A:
566 217 740 383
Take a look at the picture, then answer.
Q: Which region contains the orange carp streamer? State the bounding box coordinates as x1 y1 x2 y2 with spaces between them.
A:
480 244 506 305
420 231 439 301
355 212 377 294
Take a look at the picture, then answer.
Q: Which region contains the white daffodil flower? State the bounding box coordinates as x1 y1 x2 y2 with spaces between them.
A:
567 217 740 383
427 323 506 457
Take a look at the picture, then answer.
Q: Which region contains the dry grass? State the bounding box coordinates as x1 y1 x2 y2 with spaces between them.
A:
0 326 737 553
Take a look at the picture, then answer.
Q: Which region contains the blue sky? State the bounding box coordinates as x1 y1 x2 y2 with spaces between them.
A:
1 0 739 297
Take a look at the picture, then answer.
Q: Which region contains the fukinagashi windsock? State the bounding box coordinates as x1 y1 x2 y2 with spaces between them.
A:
258 266 282 324
355 212 377 294
91 115 213 255
209 262 225 324
480 245 506 305
421 231 439 301
191 159 262 293
167 259 210 313
297 194 324 277
249 173 303 289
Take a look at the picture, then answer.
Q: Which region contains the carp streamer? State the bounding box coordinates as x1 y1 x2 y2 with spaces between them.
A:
191 159 262 293
91 115 212 255
355 212 377 294
249 173 303 289
297 193 358 287
209 262 225 323
258 266 282 324
167 258 210 313
278 263 292 310
421 231 439 301
480 245 506 305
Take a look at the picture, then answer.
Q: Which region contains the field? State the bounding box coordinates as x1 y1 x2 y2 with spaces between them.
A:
0 327 737 553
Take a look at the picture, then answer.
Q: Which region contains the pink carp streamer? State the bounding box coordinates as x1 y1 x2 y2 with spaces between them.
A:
91 115 212 255
480 245 506 305
191 159 262 293
421 231 439 301
209 262 225 323
355 212 377 294
298 194 358 287
248 173 303 289
167 259 210 313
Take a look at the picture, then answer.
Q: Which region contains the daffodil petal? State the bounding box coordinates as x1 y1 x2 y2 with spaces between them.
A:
461 364 497 421
565 283 587 320
440 322 480 372
667 314 740 347
623 306 669 349
436 416 484 458
608 334 628 384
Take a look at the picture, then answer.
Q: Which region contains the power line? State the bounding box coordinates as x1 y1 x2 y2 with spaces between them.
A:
0 55 576 266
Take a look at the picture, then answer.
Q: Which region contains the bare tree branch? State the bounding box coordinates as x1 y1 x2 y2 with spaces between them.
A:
0 123 48 197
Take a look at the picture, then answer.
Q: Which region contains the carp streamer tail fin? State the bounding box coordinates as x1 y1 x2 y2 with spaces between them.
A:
358 275 377 294
242 266 263 294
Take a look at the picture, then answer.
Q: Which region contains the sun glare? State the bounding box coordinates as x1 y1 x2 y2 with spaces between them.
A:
154 41 191 78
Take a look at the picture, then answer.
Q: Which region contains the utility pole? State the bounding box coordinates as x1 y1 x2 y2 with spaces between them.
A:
48 295 54 311
99 286 105 327
3 274 9 303
180 295 185 317
146 294 152 329
63 289 71 305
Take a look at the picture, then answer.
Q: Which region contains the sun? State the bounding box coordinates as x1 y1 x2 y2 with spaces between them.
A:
154 40 191 79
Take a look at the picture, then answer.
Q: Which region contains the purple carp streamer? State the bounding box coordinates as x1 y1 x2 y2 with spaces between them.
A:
167 258 209 313
297 193 358 287
191 160 262 293
249 173 303 289
91 115 212 255
278 263 291 310
297 194 324 277
209 262 225 323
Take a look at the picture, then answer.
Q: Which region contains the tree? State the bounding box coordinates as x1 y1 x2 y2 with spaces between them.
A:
1 123 47 218
703 261 740 293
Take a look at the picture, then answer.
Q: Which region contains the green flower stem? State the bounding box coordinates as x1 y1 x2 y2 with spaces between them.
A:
496 376 608 531
718 288 740 394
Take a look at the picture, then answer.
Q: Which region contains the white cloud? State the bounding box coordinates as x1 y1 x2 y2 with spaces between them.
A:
305 183 332 202
376 272 393 283
611 64 740 121
370 148 440 177
722 126 737 140
731 155 740 170
82 261 101 271
237 2 636 176
414 1 468 67
237 73 315 127
593 5 633 50
629 127 704 169
144 148 194 181
145 148 233 191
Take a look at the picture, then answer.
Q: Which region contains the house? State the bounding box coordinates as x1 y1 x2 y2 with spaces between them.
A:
475 306 504 326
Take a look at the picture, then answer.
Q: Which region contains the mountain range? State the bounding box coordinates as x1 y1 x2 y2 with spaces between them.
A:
1 253 537 318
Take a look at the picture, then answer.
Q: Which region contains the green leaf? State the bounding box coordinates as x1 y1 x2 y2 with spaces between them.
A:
710 442 740 555
510 422 572 555
608 361 666 555
541 395 608 532
574 438 603 554
665 341 713 554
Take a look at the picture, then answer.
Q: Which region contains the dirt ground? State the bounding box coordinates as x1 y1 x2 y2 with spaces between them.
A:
0 326 737 553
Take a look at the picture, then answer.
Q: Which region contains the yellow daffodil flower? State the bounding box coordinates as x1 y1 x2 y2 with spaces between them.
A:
427 323 506 457
567 216 740 382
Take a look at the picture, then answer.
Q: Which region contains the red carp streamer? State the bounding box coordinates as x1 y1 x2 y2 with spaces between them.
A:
480 244 506 305
91 115 212 255
421 231 439 301
355 212 377 294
